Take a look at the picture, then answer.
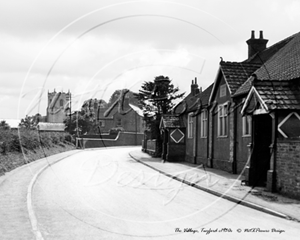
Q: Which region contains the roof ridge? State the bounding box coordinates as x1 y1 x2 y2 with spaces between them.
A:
254 31 300 80
221 60 261 66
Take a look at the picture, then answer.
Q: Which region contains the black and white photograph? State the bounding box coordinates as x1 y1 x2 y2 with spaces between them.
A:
0 0 300 239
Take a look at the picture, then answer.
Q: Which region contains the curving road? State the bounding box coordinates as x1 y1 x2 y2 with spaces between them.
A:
1 147 299 239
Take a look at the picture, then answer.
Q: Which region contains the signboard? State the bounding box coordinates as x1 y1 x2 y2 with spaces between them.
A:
170 128 185 143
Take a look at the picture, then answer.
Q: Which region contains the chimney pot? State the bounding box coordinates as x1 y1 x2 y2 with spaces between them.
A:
246 30 268 58
259 30 263 39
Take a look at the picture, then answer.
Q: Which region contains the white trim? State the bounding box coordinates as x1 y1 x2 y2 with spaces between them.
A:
217 103 228 137
241 87 269 115
253 87 269 111
200 109 208 138
170 129 185 143
278 112 300 138
241 87 255 114
187 113 194 138
253 108 268 115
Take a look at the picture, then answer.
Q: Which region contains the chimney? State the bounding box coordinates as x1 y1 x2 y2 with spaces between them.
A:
246 30 268 58
191 77 200 96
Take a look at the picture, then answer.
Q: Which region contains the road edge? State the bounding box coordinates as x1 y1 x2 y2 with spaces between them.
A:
128 152 298 222
26 151 81 240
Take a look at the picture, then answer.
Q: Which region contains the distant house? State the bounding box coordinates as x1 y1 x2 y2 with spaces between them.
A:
82 89 145 134
173 79 213 165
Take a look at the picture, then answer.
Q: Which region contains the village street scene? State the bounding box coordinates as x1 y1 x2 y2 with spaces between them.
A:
1 0 300 239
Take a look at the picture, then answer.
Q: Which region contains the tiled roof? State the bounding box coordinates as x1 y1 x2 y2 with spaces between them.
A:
234 75 255 96
173 92 198 114
220 61 261 95
254 32 300 80
188 83 213 111
200 84 213 106
254 79 300 110
173 83 213 114
244 33 294 64
185 93 200 112
235 32 300 96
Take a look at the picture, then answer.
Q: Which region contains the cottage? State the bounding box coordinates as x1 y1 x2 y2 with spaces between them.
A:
173 79 213 165
82 89 145 134
171 30 300 199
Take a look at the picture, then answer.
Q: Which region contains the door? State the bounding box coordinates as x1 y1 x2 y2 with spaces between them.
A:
252 114 272 186
162 129 168 160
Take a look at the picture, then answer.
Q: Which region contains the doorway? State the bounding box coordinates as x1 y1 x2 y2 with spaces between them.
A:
252 114 272 187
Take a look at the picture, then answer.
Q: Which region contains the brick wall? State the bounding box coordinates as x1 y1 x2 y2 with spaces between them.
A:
76 132 143 148
276 140 300 199
213 159 233 173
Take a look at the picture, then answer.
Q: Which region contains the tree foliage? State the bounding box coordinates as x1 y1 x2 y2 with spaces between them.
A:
0 120 10 130
135 76 184 117
63 110 95 136
81 98 107 121
108 89 139 106
19 114 42 129
134 75 184 142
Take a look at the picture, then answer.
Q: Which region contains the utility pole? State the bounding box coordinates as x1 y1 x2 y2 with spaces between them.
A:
69 91 72 134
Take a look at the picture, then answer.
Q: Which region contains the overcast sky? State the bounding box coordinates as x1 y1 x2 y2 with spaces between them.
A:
1 0 299 120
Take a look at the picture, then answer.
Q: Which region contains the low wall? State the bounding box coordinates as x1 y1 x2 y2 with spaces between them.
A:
276 139 300 199
79 133 117 139
76 132 143 149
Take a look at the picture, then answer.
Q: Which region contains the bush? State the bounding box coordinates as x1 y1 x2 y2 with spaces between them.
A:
0 129 73 154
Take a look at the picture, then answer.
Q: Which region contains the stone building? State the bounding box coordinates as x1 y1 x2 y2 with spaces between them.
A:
46 90 71 123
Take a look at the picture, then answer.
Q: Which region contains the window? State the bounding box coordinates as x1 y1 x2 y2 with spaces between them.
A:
116 118 122 127
99 120 105 127
218 104 228 137
200 110 208 138
242 115 252 136
220 84 227 98
187 113 194 138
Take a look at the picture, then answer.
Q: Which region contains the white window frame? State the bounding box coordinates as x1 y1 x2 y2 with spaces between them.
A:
200 110 208 138
187 113 194 138
218 103 228 137
242 115 251 136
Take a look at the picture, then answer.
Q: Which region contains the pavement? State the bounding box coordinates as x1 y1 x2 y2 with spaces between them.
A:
129 149 300 223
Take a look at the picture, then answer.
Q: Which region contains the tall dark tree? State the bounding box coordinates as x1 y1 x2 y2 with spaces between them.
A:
0 120 10 130
135 76 184 116
134 76 184 155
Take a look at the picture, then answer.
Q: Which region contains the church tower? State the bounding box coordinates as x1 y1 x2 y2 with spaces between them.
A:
46 90 71 123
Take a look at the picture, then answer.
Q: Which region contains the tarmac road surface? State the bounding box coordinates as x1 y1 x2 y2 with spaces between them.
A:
32 147 299 239
1 147 299 239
